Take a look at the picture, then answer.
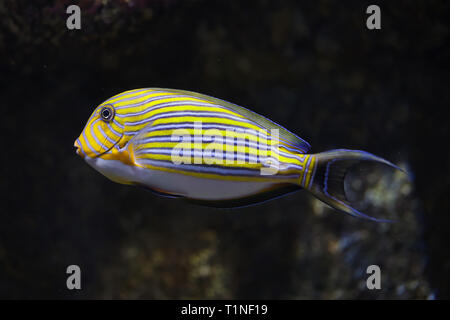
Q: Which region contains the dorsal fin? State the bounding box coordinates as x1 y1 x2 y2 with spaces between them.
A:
149 88 311 154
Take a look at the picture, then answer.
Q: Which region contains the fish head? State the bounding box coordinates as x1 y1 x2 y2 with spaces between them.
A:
74 103 125 159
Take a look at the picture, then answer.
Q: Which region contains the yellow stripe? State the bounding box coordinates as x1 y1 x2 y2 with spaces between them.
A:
144 116 260 132
120 105 246 123
92 122 109 150
137 152 265 169
86 121 105 152
78 133 91 155
103 122 122 139
136 128 280 147
109 121 124 133
304 155 316 188
136 141 302 165
297 154 309 184
114 96 206 110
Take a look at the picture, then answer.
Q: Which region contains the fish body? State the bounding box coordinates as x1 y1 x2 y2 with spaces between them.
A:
75 88 404 221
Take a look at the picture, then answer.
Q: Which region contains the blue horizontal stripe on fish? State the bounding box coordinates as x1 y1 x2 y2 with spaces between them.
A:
135 147 304 172
116 101 244 120
124 122 276 141
123 110 252 127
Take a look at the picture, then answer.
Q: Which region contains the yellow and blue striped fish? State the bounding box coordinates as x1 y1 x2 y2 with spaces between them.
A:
74 88 404 222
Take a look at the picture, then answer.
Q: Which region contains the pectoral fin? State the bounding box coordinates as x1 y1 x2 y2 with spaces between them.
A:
125 120 157 167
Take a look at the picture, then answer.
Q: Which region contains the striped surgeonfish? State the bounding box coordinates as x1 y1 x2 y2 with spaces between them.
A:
74 88 405 222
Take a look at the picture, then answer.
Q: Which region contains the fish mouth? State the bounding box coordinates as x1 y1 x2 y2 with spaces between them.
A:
74 139 85 159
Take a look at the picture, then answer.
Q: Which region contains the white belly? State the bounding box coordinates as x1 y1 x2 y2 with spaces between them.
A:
85 157 284 201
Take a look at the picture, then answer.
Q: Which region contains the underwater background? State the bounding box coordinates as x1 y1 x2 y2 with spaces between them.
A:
1 0 449 299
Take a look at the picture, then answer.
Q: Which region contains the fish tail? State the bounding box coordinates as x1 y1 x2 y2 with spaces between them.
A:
305 149 407 223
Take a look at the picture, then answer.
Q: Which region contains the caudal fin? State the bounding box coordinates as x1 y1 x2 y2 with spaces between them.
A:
306 149 407 222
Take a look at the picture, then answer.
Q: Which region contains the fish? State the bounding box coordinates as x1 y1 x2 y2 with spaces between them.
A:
74 88 406 222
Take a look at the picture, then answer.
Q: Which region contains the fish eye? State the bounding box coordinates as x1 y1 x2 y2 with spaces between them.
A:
100 105 114 122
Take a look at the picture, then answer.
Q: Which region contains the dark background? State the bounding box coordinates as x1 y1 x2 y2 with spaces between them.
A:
1 0 449 299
